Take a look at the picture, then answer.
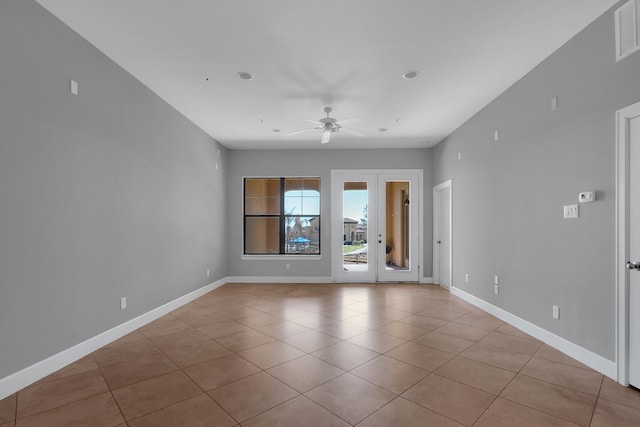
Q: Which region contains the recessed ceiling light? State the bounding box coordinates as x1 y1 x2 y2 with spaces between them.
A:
379 128 388 132
272 129 281 133
237 72 253 80
402 70 419 79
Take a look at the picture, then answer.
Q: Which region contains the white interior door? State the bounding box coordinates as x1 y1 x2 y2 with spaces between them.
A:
433 181 452 288
332 170 422 283
629 115 640 388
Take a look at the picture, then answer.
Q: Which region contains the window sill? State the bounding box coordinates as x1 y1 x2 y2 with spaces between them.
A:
241 255 323 261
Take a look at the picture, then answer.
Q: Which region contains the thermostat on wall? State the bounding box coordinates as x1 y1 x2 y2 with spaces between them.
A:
578 191 595 203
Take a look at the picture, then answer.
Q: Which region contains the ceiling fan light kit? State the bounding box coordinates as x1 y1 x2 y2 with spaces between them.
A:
287 106 365 144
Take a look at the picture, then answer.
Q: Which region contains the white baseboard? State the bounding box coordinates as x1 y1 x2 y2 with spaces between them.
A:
0 278 227 401
226 276 334 283
451 286 616 379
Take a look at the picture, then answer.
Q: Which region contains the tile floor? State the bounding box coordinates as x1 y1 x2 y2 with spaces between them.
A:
1 283 640 426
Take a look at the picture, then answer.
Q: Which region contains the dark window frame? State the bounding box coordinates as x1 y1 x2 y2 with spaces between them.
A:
243 177 321 255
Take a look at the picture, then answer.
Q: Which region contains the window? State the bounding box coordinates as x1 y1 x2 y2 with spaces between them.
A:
244 177 320 255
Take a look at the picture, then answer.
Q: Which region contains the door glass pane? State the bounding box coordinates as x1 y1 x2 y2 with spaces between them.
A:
343 182 368 271
385 181 410 271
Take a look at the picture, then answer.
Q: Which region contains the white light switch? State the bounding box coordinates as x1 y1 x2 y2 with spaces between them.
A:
494 130 500 141
564 204 579 219
551 96 558 111
70 79 78 95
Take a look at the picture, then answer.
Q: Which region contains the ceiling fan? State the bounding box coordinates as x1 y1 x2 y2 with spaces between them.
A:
288 107 365 144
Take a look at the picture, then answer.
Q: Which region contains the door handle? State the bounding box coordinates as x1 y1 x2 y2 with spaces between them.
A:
626 261 640 270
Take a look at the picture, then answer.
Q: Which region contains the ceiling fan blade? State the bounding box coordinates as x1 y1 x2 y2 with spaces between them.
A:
301 118 323 125
335 117 360 125
320 130 332 144
288 128 319 136
340 127 366 137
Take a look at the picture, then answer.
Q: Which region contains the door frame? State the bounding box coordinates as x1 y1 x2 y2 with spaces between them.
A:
432 180 452 289
615 100 640 385
331 169 423 283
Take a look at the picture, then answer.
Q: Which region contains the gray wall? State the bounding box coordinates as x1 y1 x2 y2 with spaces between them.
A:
432 2 640 361
227 149 433 278
0 0 227 379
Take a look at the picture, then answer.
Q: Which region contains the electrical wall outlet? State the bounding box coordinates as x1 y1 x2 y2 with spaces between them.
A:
494 285 499 295
120 297 127 310
552 305 560 320
465 273 469 283
286 263 291 270
207 269 210 277
494 275 499 285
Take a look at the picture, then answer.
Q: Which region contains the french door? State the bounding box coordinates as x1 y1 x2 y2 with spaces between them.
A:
331 170 421 282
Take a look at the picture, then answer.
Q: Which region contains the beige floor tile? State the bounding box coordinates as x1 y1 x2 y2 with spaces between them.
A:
304 373 395 425
496 323 534 339
237 341 305 369
385 342 454 372
351 355 429 394
311 341 380 371
479 331 543 356
500 375 596 426
402 374 496 426
127 394 236 427
374 321 430 340
414 331 475 354
435 356 515 395
209 372 298 422
317 307 363 321
268 307 315 320
281 330 342 353
460 342 531 372
418 308 466 322
474 397 581 427
534 345 594 371
267 355 344 393
242 395 350 427
347 330 406 353
398 315 448 330
93 337 160 368
101 353 178 390
520 357 603 395
236 312 282 328
358 397 464 427
291 313 338 328
0 394 15 425
163 339 232 369
34 355 98 385
183 354 261 391
17 370 109 418
15 392 124 427
112 371 202 421
255 321 310 339
197 321 252 339
372 308 412 321
453 311 504 330
434 322 492 342
214 329 275 352
344 314 392 329
598 377 640 410
590 398 640 427
139 315 191 338
315 321 369 339
149 329 210 352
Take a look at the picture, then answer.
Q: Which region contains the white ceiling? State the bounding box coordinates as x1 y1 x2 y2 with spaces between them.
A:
36 0 616 150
